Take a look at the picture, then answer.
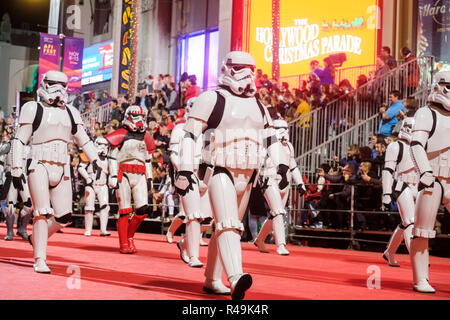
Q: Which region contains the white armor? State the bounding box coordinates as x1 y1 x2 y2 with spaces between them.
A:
254 120 306 255
170 121 212 267
381 122 418 267
176 52 289 300
78 137 111 237
409 71 450 293
11 71 100 273
3 142 32 241
106 106 154 254
195 89 267 170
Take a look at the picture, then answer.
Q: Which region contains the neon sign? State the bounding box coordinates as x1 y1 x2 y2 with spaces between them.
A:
242 0 380 79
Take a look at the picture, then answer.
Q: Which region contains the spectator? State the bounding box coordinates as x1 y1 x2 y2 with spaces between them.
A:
184 75 200 104
178 72 189 107
109 99 122 122
101 90 112 105
144 74 155 96
135 84 153 111
378 90 406 137
261 74 273 92
381 46 397 70
164 82 179 111
314 58 335 87
373 56 390 79
255 69 263 92
333 144 361 171
400 47 420 96
294 93 311 128
318 164 355 229
354 161 382 231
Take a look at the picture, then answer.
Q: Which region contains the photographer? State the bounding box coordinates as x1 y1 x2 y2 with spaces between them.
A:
378 90 406 137
317 164 356 229
354 161 382 231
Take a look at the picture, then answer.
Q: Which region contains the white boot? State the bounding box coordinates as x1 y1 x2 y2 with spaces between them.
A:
203 279 230 295
229 273 253 301
84 212 93 236
253 218 272 253
33 218 49 272
273 215 289 255
410 237 435 293
383 225 403 267
99 208 111 236
277 244 290 255
188 257 203 268
177 238 189 264
33 257 51 273
185 220 201 267
4 208 15 240
166 215 184 243
17 208 32 241
203 231 230 295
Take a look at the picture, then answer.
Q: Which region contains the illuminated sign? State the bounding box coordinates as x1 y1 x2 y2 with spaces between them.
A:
118 0 133 95
242 0 380 78
82 41 113 85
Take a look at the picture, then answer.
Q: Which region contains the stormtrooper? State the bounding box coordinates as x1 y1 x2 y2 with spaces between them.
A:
78 137 111 237
166 98 213 268
381 117 417 267
253 119 306 255
409 71 450 293
105 105 155 254
12 70 100 273
1 135 33 241
175 51 289 300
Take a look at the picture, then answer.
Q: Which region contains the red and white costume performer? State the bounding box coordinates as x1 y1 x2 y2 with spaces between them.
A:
4 141 32 241
105 105 155 254
175 51 289 300
12 71 100 273
381 117 417 267
78 137 111 237
409 71 450 293
253 119 306 255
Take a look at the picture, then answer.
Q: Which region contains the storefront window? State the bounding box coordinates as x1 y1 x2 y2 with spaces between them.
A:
178 28 219 90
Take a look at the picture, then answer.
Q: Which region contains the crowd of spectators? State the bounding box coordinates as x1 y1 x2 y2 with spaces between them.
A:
3 45 443 236
69 72 200 222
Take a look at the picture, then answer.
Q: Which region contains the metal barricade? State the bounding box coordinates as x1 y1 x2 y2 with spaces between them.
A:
289 55 435 161
287 183 446 248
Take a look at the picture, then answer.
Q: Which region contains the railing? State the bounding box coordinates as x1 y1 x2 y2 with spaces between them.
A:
80 102 113 132
286 183 448 249
292 64 377 88
295 114 380 183
289 55 435 160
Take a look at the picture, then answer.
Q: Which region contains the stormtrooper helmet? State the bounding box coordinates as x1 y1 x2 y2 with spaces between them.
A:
218 51 257 97
428 71 450 111
273 119 289 144
94 137 109 156
397 117 415 143
37 71 68 107
122 105 147 133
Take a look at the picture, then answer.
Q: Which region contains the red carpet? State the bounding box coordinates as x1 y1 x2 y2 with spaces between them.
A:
1 225 450 300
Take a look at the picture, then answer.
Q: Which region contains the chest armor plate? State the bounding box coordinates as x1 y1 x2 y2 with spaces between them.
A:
427 111 450 178
117 138 149 164
209 95 266 169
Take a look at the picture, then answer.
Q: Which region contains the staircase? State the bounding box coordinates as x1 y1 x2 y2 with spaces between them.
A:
289 55 435 181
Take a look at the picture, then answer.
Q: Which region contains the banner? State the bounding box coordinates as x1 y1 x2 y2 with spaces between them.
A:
82 41 114 86
39 33 61 85
63 36 84 94
417 0 450 70
118 0 133 95
242 0 380 78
